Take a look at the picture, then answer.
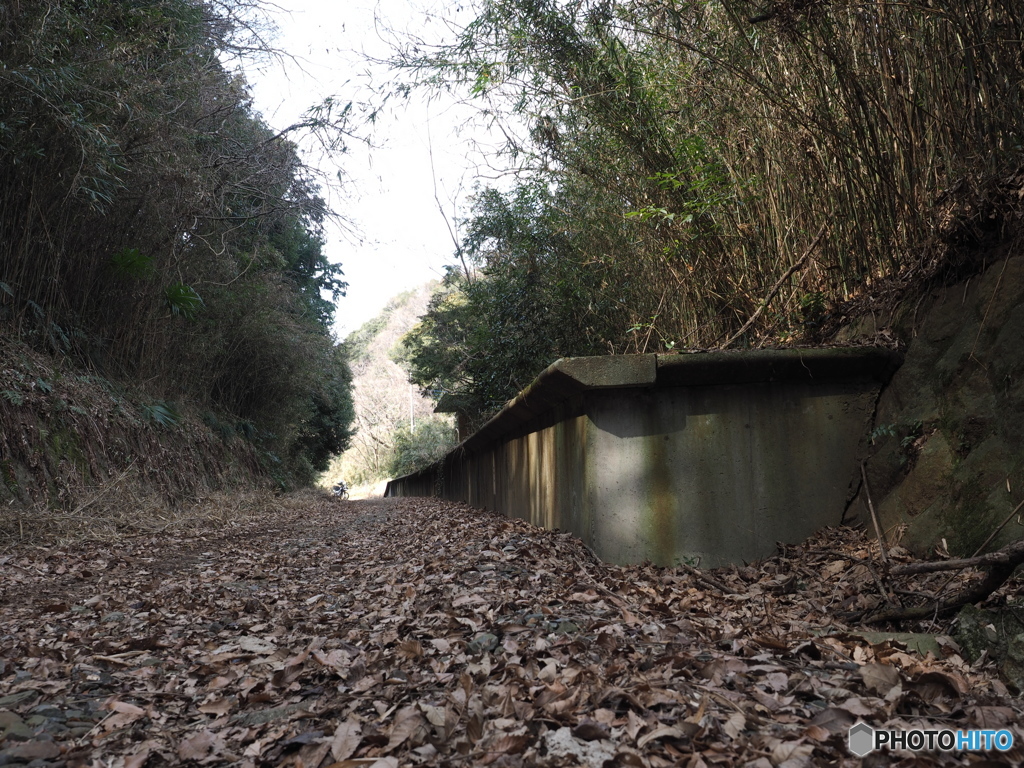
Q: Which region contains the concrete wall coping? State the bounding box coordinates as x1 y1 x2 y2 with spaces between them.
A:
459 347 902 454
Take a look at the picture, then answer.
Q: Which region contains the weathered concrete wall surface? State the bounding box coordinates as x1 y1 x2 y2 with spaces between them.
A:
386 349 901 567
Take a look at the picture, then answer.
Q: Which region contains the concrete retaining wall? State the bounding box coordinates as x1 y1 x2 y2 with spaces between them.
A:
386 349 902 567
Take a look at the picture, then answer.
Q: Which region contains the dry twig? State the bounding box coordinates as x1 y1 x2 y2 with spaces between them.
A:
864 539 1024 623
678 561 739 595
720 224 827 349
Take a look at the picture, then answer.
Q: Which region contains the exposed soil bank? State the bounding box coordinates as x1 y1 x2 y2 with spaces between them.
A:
842 251 1024 556
1 337 267 537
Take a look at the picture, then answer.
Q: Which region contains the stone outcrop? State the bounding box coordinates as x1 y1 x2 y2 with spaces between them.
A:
843 250 1024 556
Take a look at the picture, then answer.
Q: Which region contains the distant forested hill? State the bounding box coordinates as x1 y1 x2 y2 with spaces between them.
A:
325 286 454 489
327 283 456 490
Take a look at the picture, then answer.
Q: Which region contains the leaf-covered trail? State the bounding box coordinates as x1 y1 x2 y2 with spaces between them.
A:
1 496 1021 767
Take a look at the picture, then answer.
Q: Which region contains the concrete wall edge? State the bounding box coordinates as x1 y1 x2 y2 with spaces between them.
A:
385 347 902 498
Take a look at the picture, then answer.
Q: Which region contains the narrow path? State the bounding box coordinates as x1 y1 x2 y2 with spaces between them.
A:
1 497 1020 766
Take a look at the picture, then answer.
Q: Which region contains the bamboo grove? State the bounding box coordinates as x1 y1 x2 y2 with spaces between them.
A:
0 0 355 486
398 0 1024 426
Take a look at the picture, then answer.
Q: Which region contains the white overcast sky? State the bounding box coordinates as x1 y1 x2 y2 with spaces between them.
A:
243 0 504 336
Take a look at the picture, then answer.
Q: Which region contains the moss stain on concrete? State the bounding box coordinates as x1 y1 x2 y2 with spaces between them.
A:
645 434 677 566
388 350 898 567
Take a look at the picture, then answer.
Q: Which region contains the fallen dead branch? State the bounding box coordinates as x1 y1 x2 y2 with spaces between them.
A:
862 539 1024 624
860 462 891 571
889 540 1024 576
969 497 1024 560
677 561 739 595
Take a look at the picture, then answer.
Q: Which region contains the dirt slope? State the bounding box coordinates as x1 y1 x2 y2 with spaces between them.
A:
1 496 1021 767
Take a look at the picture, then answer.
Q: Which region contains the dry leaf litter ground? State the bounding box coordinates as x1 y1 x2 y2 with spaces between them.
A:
1 494 1022 768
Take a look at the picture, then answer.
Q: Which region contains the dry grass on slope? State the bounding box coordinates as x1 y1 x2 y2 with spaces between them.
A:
0 489 316 552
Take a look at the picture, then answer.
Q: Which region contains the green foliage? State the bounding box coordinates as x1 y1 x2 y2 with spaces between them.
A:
799 292 828 329
346 316 389 368
142 401 181 428
401 273 525 425
401 180 639 425
394 0 1024 378
344 290 420 368
290 351 357 478
2 391 24 407
870 423 898 445
388 418 458 479
109 249 155 281
0 0 357 489
271 215 347 328
202 411 236 443
165 283 205 320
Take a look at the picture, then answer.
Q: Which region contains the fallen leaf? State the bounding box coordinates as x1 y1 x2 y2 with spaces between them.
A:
638 724 692 748
572 719 610 741
2 496 1021 768
802 725 831 742
419 703 448 727
837 697 877 717
721 712 746 740
807 707 854 734
859 662 901 696
482 733 530 764
198 698 233 716
385 705 425 753
238 635 277 655
107 700 146 716
769 740 814 765
331 718 363 761
123 743 158 768
177 730 224 761
397 639 423 659
625 709 645 741
297 739 332 768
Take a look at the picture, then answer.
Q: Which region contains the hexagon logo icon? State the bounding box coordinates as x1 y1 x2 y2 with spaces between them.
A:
848 722 875 757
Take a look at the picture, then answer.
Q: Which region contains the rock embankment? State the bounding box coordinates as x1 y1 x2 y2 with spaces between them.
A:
844 252 1024 557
